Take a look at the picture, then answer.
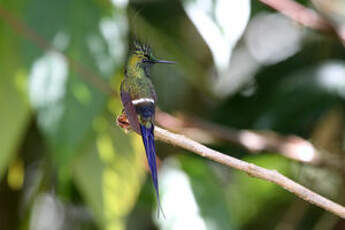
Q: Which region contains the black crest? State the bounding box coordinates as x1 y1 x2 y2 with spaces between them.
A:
133 40 152 56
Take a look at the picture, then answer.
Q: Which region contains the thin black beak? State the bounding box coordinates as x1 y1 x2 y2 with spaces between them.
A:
154 59 176 64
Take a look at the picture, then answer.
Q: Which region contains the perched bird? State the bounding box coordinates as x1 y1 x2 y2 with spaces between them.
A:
120 41 174 214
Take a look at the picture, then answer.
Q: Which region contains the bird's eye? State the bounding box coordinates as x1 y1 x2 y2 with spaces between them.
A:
143 55 150 63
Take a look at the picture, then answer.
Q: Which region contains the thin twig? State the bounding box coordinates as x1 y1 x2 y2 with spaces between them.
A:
156 111 343 169
154 126 345 219
257 0 345 44
258 0 330 30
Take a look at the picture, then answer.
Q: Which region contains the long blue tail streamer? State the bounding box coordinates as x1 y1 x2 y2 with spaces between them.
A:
140 124 165 217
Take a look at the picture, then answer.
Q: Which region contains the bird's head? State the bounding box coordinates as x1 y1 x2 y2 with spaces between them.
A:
126 41 174 77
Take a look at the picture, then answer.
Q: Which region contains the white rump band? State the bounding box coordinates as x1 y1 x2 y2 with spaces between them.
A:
132 98 154 105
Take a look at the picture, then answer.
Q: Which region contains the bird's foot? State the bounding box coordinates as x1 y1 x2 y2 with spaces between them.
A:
116 112 131 133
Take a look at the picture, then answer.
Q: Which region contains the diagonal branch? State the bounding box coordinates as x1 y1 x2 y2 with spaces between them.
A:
257 0 345 44
154 126 345 219
258 0 331 30
156 110 343 170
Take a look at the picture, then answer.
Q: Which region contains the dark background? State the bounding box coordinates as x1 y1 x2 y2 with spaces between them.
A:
1 0 345 229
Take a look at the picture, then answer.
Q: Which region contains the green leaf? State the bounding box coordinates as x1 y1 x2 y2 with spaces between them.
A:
227 155 292 227
179 155 237 230
254 61 345 134
0 3 31 178
72 112 146 229
25 0 127 166
181 0 250 74
0 71 30 178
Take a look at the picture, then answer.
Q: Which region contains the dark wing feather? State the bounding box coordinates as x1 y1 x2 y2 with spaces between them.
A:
120 81 141 134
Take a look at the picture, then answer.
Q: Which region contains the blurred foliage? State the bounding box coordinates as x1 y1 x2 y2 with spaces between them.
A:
1 0 345 229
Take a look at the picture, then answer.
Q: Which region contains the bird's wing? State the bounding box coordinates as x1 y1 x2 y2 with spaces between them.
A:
120 81 141 134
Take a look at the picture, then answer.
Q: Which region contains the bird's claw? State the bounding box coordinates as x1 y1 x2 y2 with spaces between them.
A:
116 112 132 133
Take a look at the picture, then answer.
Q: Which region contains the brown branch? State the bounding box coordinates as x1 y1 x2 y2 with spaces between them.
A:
153 126 345 219
156 111 343 169
258 0 330 30
257 0 345 44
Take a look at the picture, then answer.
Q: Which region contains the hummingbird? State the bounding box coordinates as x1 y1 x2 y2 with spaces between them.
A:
120 41 174 214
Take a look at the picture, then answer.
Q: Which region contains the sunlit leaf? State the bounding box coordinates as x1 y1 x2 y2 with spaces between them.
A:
0 4 30 178
156 156 235 230
26 0 127 166
182 0 250 73
73 119 146 229
72 96 146 229
179 155 236 230
0 72 30 178
156 158 209 230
